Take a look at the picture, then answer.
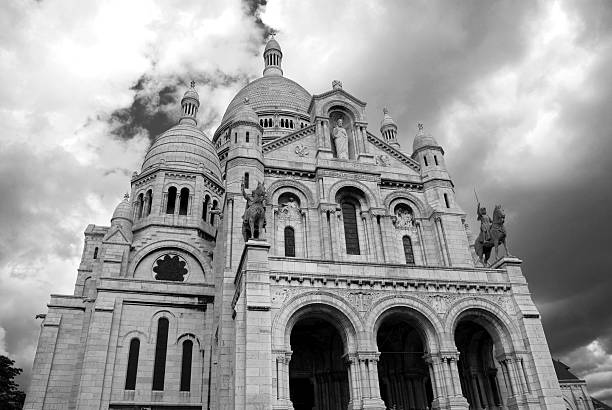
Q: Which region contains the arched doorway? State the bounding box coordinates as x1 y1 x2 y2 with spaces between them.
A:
377 312 433 409
289 317 350 410
455 319 505 409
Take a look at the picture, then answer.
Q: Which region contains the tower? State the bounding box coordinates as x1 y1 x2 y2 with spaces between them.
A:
263 36 283 77
380 107 400 149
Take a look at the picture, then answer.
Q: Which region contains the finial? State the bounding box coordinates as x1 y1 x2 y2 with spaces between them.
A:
124 193 130 200
383 107 389 115
417 123 424 135
190 80 195 88
332 80 343 90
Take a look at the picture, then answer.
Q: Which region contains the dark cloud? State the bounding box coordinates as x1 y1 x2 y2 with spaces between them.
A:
242 0 274 40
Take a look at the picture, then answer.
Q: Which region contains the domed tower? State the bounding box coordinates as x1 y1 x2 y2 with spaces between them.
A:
380 107 400 149
263 36 283 77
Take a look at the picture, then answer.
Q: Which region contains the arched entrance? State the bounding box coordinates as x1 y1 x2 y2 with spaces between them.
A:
455 319 505 409
289 317 350 410
376 312 433 409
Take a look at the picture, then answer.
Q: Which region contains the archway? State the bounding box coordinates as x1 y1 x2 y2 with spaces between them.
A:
376 311 433 409
455 320 505 409
289 316 350 410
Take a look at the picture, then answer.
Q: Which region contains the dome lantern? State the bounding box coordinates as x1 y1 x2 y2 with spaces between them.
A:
263 36 283 77
380 107 400 149
179 81 200 126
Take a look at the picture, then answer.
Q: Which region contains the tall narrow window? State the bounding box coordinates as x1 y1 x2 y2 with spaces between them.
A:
210 200 218 225
145 189 152 216
342 202 360 255
166 187 177 214
235 133 238 143
246 132 250 143
137 193 144 219
180 340 193 392
284 227 295 257
290 120 294 128
444 193 450 208
280 119 285 127
202 195 210 221
424 156 429 166
403 236 415 265
244 172 250 189
179 188 189 215
434 155 439 166
125 338 140 390
152 318 169 391
260 119 263 126
93 247 98 259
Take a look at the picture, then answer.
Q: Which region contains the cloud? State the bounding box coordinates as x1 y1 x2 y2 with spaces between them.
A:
0 327 7 356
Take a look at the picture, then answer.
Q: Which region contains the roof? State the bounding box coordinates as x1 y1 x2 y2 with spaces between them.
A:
141 123 222 180
412 124 440 152
380 108 397 129
111 196 132 222
553 359 581 381
265 37 281 53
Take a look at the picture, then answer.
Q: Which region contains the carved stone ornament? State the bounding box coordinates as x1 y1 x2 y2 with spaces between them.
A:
295 144 309 157
275 198 303 222
393 207 414 230
376 154 390 167
153 254 188 281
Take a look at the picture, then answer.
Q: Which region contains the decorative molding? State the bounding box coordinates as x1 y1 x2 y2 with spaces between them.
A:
295 144 309 157
375 154 390 167
319 169 380 182
262 125 316 154
367 132 420 171
264 167 315 179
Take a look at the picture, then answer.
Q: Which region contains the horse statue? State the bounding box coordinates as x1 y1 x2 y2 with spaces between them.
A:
474 203 511 266
241 178 267 242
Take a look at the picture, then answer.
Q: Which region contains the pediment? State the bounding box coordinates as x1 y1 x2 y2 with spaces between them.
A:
366 132 421 172
262 124 315 156
102 226 130 244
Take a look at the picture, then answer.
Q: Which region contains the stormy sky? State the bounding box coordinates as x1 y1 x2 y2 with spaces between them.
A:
1 0 611 403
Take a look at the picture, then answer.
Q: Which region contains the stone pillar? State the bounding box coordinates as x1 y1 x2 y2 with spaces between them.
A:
359 352 385 410
346 354 362 410
273 351 293 410
415 221 428 265
319 209 331 260
434 216 449 266
432 352 469 410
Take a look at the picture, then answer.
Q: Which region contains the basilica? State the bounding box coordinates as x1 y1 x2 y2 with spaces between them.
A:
24 38 593 410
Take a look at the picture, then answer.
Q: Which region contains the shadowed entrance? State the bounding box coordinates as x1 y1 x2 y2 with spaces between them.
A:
289 317 350 410
377 313 433 409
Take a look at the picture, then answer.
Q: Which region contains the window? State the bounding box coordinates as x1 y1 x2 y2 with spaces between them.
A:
246 132 250 143
284 227 295 257
290 120 294 128
403 236 415 265
342 202 360 255
145 190 152 216
93 247 98 259
202 195 210 221
152 318 169 391
125 338 140 390
260 119 263 126
166 187 177 214
444 193 450 208
281 119 285 128
210 200 218 225
424 156 428 166
180 340 193 391
244 172 250 189
434 155 439 166
179 188 189 215
235 133 238 143
137 193 144 219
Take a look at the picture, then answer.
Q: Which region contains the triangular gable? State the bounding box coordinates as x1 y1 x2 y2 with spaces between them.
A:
366 132 420 172
262 124 315 154
102 226 130 244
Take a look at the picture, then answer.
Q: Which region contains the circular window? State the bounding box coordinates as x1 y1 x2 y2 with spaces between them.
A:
153 254 188 281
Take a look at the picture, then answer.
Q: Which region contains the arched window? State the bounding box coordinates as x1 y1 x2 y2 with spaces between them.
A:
444 193 450 208
342 202 360 255
210 200 218 225
246 131 250 143
202 195 210 221
403 236 415 265
280 119 285 128
179 188 189 215
145 189 152 216
434 155 439 166
260 119 263 126
137 193 144 219
264 119 269 127
424 156 429 166
125 338 140 390
166 187 177 214
93 247 98 259
235 132 238 143
290 120 294 128
152 318 169 391
284 227 295 257
180 340 193 392
244 172 250 189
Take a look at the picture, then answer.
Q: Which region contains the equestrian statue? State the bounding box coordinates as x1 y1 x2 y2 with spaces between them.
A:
474 192 511 266
241 177 267 241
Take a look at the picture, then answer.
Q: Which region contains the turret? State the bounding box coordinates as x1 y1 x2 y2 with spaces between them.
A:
380 107 400 149
411 123 446 175
263 36 283 77
110 193 134 241
179 81 200 126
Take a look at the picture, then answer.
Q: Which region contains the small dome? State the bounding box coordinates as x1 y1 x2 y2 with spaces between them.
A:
234 100 259 124
412 123 440 151
111 195 132 222
183 87 199 101
380 107 397 129
142 124 222 180
265 37 281 53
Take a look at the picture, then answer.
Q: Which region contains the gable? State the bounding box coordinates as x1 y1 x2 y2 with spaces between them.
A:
262 125 315 157
102 226 130 244
366 132 421 172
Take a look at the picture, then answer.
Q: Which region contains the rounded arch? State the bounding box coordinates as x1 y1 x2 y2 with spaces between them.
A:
149 310 177 344
119 329 148 347
272 291 363 353
328 180 379 208
384 190 427 217
267 179 315 207
445 298 524 354
128 240 209 278
176 332 202 350
321 100 364 123
366 295 444 353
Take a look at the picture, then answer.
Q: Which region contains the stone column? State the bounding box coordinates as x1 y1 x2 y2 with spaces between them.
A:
319 209 330 259
358 352 385 410
433 216 449 266
346 354 362 409
415 221 428 265
273 351 293 410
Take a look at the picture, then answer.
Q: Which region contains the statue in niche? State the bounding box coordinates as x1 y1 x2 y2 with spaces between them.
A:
393 206 414 230
332 118 349 160
241 177 267 241
276 196 303 221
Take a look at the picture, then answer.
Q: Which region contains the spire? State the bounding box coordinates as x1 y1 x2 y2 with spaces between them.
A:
263 35 283 77
380 107 400 149
179 81 200 126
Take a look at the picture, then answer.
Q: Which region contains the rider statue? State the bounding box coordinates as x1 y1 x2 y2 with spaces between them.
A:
477 202 493 247
474 198 511 266
241 177 267 242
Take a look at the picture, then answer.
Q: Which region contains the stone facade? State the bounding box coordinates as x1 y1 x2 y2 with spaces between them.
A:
25 38 586 410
